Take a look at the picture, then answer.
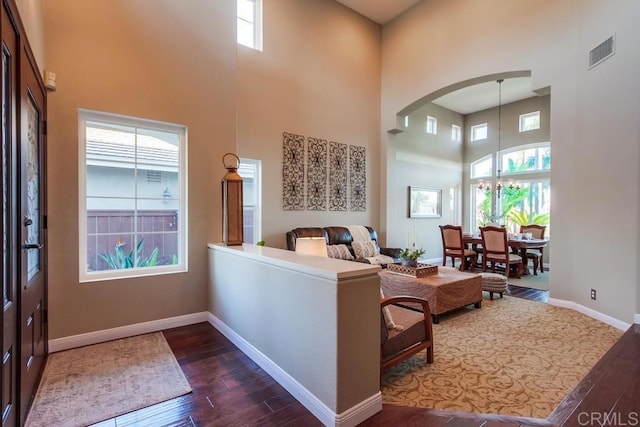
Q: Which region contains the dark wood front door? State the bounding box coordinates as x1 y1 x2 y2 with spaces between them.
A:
1 3 18 426
18 34 47 425
1 1 48 425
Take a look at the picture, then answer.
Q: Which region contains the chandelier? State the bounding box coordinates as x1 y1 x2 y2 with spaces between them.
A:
477 78 519 197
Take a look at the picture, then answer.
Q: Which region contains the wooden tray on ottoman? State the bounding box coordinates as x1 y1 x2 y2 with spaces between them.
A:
387 263 438 278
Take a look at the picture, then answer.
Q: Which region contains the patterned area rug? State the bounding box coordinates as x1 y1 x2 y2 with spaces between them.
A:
381 297 622 418
25 332 192 427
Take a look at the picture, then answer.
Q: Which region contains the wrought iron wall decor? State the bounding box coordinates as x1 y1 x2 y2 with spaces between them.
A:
329 141 347 211
349 145 366 211
282 132 305 210
281 133 366 212
306 137 327 211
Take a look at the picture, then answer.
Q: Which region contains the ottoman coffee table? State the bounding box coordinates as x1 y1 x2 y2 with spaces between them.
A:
379 266 482 323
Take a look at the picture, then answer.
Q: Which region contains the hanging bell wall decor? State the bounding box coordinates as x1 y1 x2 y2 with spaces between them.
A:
221 153 244 246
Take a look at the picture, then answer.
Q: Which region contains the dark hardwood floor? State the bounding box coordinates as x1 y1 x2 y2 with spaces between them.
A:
90 285 639 427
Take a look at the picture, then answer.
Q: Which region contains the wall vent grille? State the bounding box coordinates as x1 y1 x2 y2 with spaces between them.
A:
589 35 615 69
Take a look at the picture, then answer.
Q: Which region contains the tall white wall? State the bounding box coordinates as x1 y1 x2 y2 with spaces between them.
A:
382 0 640 323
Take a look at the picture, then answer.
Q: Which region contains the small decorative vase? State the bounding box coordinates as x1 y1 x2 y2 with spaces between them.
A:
401 258 418 268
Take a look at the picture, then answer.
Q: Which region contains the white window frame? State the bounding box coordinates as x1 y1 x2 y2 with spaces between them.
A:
426 116 437 134
519 111 540 132
237 0 263 51
239 158 262 244
500 142 550 176
471 123 488 141
470 154 493 179
78 109 188 282
451 124 461 142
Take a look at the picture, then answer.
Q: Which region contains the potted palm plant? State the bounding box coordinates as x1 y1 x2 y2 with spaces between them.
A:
398 247 426 268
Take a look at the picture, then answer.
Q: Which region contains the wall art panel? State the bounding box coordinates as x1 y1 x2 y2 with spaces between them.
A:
306 137 327 210
282 132 305 210
349 145 366 211
329 141 347 211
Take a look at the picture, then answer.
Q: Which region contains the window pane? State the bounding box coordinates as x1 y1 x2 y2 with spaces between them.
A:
471 123 487 141
519 111 540 132
502 145 550 174
471 156 492 178
237 20 254 48
426 116 437 134
452 124 461 142
237 0 255 23
473 186 491 229
239 160 260 245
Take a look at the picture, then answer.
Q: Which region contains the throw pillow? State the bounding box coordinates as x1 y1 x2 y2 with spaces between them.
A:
380 287 403 331
352 241 378 259
326 244 354 260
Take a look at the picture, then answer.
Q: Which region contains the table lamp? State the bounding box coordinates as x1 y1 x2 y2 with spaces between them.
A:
295 237 327 257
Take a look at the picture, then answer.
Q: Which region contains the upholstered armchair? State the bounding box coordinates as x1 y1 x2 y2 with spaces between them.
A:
380 296 434 373
439 225 477 271
480 226 522 278
520 224 546 275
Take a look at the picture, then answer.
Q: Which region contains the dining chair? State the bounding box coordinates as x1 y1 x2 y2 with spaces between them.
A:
520 224 546 275
479 226 522 278
439 225 477 271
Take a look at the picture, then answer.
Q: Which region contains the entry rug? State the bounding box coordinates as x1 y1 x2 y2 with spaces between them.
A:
25 332 192 427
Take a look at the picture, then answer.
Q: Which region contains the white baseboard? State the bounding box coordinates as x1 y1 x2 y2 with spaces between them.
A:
548 298 631 331
207 313 382 427
634 313 640 324
48 311 210 353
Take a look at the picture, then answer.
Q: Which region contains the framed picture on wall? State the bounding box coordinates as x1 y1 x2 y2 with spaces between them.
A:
408 186 442 218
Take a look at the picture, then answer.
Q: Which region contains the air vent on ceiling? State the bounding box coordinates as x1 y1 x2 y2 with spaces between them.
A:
589 35 615 69
146 170 162 183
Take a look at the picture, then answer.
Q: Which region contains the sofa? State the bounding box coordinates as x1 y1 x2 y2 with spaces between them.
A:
286 226 401 266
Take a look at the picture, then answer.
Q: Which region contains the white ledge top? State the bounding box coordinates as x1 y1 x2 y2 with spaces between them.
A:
208 243 381 280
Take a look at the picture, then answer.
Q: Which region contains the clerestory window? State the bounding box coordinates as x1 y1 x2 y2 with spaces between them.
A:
237 0 263 51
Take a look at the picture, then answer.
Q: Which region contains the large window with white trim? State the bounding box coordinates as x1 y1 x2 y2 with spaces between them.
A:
79 110 188 282
470 143 551 234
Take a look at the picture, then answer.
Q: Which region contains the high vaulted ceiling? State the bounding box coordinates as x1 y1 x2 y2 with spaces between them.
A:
335 1 538 114
334 0 420 25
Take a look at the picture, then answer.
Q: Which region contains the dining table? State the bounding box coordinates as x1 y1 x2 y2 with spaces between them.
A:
463 235 549 276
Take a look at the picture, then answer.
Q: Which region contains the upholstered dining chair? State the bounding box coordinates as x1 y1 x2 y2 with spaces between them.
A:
480 226 522 278
439 225 477 271
380 295 434 374
520 224 546 275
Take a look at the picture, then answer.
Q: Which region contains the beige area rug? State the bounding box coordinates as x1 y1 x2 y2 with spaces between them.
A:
25 332 192 427
381 296 622 418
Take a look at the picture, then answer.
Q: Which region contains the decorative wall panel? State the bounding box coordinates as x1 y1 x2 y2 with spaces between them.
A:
282 132 305 210
349 145 366 211
306 137 327 210
329 141 347 211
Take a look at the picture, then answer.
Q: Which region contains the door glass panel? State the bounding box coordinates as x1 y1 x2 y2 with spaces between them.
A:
26 97 39 281
2 47 9 304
